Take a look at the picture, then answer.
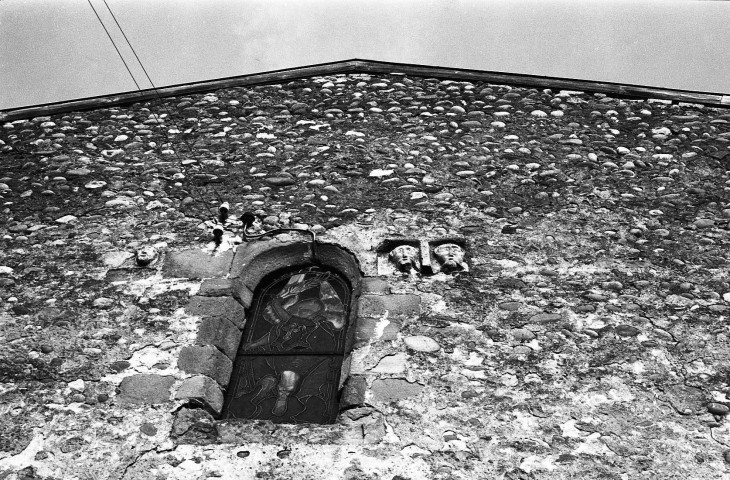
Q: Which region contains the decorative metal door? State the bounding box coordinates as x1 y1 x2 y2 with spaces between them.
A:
223 266 352 424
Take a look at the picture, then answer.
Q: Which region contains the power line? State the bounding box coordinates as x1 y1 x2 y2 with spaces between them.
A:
100 0 225 210
85 0 141 91
101 0 158 98
85 0 218 219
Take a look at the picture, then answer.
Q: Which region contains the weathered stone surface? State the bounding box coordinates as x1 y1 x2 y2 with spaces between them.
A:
403 335 440 352
340 375 367 408
529 312 562 323
195 316 242 359
105 268 156 282
265 175 296 186
139 422 158 436
358 294 421 318
117 374 174 404
370 378 423 403
171 407 218 444
102 251 133 268
230 241 361 294
185 295 246 329
495 277 526 289
198 278 234 297
361 277 390 294
230 241 311 286
663 384 706 415
615 324 641 337
163 249 233 279
7 68 730 480
708 402 730 416
355 316 401 344
178 346 233 387
230 277 254 309
37 307 69 324
498 301 521 311
175 375 225 414
370 353 407 373
340 407 387 444
512 328 536 341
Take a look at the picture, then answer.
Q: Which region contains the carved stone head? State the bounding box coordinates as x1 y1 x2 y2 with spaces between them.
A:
388 245 420 273
433 243 465 273
136 246 157 266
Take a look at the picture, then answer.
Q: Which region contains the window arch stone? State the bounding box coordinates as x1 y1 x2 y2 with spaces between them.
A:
175 239 362 425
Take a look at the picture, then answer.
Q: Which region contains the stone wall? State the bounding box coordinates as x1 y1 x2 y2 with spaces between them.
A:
1 71 730 479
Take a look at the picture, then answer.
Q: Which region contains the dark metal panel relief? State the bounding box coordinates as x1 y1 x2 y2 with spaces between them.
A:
223 266 352 424
226 355 342 424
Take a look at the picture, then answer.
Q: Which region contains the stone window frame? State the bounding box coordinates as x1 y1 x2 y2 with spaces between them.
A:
174 239 362 422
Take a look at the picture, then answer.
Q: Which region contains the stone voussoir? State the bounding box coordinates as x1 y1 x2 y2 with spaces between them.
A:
178 346 233 387
198 278 234 297
229 240 312 286
174 375 225 415
185 295 246 329
195 315 243 360
230 277 254 309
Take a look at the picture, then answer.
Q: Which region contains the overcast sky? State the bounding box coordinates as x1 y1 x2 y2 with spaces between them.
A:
1 0 729 110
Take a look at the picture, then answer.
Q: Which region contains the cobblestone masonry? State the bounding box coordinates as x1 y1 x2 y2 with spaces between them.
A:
0 72 730 479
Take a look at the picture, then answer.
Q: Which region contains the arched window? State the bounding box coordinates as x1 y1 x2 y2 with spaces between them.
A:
222 265 353 424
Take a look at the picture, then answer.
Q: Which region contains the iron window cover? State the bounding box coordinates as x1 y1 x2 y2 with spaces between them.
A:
223 266 352 424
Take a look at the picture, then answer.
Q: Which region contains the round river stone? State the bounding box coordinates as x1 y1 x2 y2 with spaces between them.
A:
404 335 440 352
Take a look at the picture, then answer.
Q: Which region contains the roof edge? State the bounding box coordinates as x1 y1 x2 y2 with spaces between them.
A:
2 58 728 121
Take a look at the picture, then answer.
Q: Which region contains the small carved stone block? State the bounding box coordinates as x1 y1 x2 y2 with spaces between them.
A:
136 246 157 266
388 245 421 273
432 243 468 273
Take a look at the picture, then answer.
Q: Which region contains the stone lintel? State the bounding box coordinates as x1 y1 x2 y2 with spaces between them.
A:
162 249 234 279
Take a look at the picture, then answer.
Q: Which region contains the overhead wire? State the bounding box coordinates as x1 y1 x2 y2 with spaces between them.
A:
85 0 141 91
100 0 226 209
85 0 218 220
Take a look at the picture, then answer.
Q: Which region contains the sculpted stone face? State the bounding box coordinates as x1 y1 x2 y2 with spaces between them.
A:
389 245 420 272
433 243 465 272
136 246 157 266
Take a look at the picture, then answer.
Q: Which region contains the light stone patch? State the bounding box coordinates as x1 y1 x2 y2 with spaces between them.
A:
519 455 557 473
0 432 44 471
460 369 486 380
403 335 440 352
370 353 407 374
560 419 585 438
102 251 133 268
349 345 371 375
572 433 615 457
500 373 519 387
